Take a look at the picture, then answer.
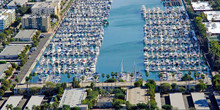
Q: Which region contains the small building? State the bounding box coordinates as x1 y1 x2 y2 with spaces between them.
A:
169 93 186 110
126 87 147 104
22 14 50 32
191 92 210 110
1 96 23 110
14 29 37 42
7 0 28 9
155 93 161 109
204 22 220 35
191 1 212 12
0 63 11 78
24 95 45 110
59 88 87 108
0 44 26 59
204 11 220 22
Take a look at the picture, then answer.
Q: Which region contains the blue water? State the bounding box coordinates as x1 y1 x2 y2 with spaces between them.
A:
96 0 164 81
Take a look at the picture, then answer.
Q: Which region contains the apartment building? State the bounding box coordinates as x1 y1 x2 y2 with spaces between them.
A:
0 9 15 31
21 14 50 32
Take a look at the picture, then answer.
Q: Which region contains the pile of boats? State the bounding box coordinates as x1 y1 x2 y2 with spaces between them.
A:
141 6 209 80
34 0 112 83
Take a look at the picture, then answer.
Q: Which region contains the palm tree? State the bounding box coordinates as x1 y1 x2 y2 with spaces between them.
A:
94 75 98 87
102 73 105 87
67 73 71 88
194 72 197 84
106 74 110 79
111 72 114 78
115 72 118 87
159 73 163 85
171 72 175 83
81 75 85 87
6 104 13 110
25 76 29 94
201 74 205 82
15 76 19 94
29 75 32 88
130 73 134 86
32 105 36 110
145 71 149 78
48 103 53 110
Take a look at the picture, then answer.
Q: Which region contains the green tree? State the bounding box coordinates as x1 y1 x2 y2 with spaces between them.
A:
102 73 105 87
145 71 149 77
195 82 207 92
106 74 110 79
160 83 171 93
162 104 173 110
0 89 5 98
171 83 177 91
72 77 80 88
90 82 95 90
25 76 29 93
134 79 143 87
67 73 71 88
178 86 186 92
13 107 22 110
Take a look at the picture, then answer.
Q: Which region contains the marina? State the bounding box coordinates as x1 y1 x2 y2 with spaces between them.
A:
142 6 209 81
32 0 112 83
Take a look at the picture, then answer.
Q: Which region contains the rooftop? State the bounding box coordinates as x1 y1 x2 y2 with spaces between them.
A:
0 63 10 78
213 91 220 109
25 95 44 109
0 44 26 57
32 1 58 9
191 1 212 11
1 96 23 110
169 93 186 110
155 93 161 109
7 0 28 7
127 87 147 104
59 88 87 107
191 92 209 110
204 22 220 34
204 11 220 21
14 29 37 40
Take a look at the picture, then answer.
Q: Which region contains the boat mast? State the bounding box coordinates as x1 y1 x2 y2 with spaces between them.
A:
134 61 136 80
121 59 123 74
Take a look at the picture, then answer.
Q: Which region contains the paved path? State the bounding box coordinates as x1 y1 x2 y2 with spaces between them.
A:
15 80 211 89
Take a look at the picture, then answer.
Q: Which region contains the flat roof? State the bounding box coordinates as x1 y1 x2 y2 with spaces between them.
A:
191 92 210 110
155 93 161 109
32 2 58 9
59 88 87 107
1 96 23 110
14 30 37 39
191 2 212 11
0 63 10 78
25 95 44 109
204 22 220 34
213 91 220 109
0 44 26 56
127 87 147 104
7 0 28 7
169 93 186 110
204 11 220 21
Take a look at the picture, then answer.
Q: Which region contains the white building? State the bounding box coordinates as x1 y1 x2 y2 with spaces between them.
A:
0 9 15 31
204 11 220 22
14 29 37 41
59 88 87 109
191 1 212 12
1 96 23 110
7 0 28 9
31 0 60 16
24 95 44 110
0 44 26 59
204 22 220 35
191 92 210 110
169 93 186 110
0 63 11 78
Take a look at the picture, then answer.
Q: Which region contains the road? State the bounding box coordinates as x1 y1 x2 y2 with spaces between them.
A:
17 33 52 83
16 0 73 84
